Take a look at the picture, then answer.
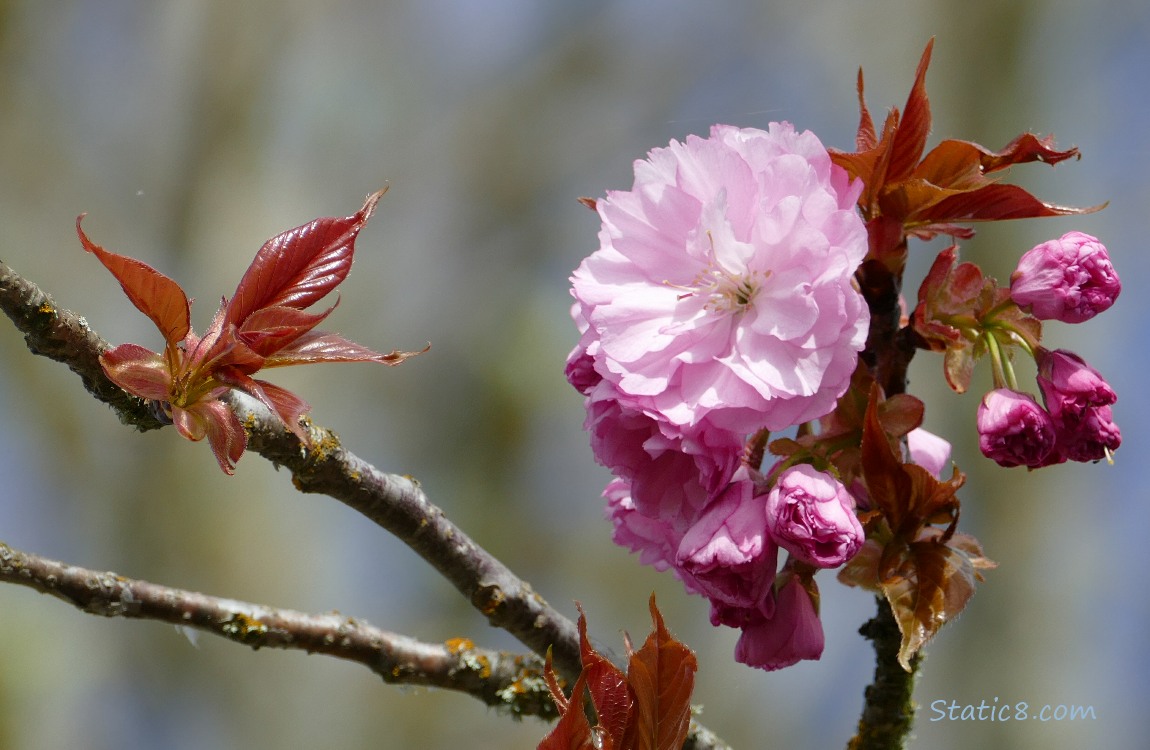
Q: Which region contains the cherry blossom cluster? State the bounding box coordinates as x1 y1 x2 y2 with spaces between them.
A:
566 123 870 670
977 232 1122 468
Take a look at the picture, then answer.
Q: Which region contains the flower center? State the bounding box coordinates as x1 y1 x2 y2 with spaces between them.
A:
697 263 765 313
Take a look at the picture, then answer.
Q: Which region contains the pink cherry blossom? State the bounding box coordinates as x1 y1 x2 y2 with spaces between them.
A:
734 572 824 671
976 389 1056 468
603 479 680 572
1035 348 1117 422
676 469 779 625
764 464 863 568
571 122 869 437
1010 231 1120 323
583 380 742 522
1051 404 1122 463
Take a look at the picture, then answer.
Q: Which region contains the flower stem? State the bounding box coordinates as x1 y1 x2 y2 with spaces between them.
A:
848 596 922 750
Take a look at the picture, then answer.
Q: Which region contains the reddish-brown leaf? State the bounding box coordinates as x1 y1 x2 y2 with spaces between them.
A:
261 331 428 368
880 528 994 670
829 40 1101 270
914 183 1101 226
852 67 878 152
224 189 385 328
576 605 633 748
885 38 934 184
537 669 596 750
966 131 1082 173
860 385 912 531
837 536 885 592
236 304 335 357
77 216 191 346
620 596 696 750
173 397 247 475
98 343 171 401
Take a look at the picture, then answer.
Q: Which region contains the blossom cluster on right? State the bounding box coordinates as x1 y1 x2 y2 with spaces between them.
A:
975 233 1121 468
567 123 870 670
566 39 1120 675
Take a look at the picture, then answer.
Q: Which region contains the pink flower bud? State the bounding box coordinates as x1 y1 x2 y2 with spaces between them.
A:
1047 404 1122 465
976 389 1056 468
1035 348 1117 421
677 471 778 623
734 573 824 671
1010 231 1120 323
764 465 863 568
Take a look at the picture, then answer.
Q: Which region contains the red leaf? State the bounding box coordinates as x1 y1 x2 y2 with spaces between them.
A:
77 215 191 346
576 607 633 748
852 67 878 151
965 131 1082 173
99 343 171 401
237 304 336 357
620 596 696 750
537 670 596 750
172 397 246 475
261 331 428 368
881 529 994 670
224 189 386 328
859 385 912 532
215 368 310 444
914 183 1102 225
886 38 934 183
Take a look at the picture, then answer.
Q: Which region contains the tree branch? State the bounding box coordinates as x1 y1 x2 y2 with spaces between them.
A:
847 596 921 750
0 259 730 750
0 539 558 719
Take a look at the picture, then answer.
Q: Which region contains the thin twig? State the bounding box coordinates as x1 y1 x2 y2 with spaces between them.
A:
0 539 557 719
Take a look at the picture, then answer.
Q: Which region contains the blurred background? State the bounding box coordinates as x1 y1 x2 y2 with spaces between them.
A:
1 1 1146 748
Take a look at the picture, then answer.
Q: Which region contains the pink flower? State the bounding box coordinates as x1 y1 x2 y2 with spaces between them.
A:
1052 404 1121 463
734 572 824 671
603 479 681 572
584 381 742 521
976 389 1056 468
764 464 863 568
907 427 952 479
571 122 869 437
1035 348 1117 422
1010 231 1120 323
676 469 779 626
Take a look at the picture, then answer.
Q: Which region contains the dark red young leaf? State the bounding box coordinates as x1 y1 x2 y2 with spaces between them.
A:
575 606 633 749
261 331 429 368
852 67 878 152
914 183 1098 226
236 304 336 357
224 189 386 328
829 39 1101 271
539 599 696 750
859 384 914 532
885 37 934 184
881 528 994 670
620 596 696 750
77 215 191 346
98 343 171 401
537 669 595 750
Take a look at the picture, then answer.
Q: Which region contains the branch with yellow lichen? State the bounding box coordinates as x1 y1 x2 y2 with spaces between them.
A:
0 259 731 750
0 539 558 719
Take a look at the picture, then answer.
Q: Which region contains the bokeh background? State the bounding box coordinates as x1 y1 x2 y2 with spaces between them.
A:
1 1 1146 748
